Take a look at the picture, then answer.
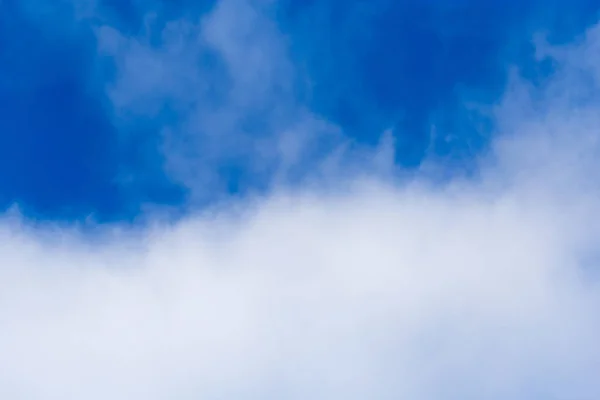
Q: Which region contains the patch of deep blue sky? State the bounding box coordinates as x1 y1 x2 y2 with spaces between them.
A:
0 0 599 221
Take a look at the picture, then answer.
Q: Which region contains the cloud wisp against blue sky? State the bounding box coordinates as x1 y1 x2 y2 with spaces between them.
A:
1 0 600 399
1 0 599 219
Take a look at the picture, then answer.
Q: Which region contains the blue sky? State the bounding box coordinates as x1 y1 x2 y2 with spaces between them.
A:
2 0 599 222
3 1 600 398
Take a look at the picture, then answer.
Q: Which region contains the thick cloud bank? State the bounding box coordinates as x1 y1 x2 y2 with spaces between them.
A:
4 137 600 399
3 3 600 400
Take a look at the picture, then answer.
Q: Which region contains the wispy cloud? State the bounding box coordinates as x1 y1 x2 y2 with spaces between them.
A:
94 0 442 205
94 0 359 199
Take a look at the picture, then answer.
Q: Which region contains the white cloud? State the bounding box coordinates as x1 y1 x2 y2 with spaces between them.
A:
3 92 600 398
1 160 599 398
4 1 600 399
